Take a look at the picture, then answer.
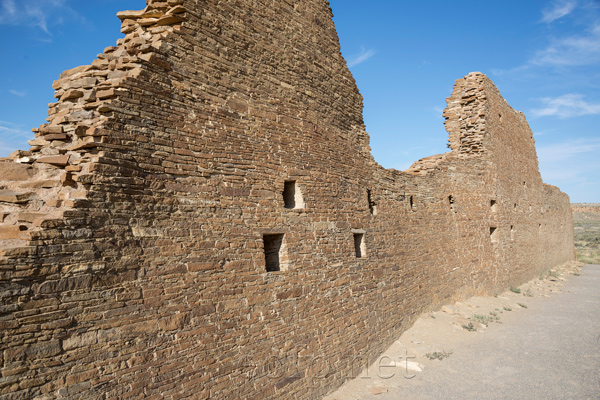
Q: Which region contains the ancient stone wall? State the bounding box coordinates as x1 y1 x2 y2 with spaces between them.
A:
0 1 574 399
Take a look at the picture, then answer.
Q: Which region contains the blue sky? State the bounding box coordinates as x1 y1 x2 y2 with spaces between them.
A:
1 0 599 202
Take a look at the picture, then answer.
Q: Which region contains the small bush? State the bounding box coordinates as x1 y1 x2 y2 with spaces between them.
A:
425 350 453 361
462 322 476 331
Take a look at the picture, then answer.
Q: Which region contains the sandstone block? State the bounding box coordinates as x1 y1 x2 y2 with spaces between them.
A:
25 340 62 359
36 155 70 167
60 89 84 101
156 15 183 26
0 162 33 181
17 213 49 224
158 313 187 331
96 88 116 100
37 275 92 294
117 9 145 20
62 331 98 351
43 133 68 141
20 180 60 189
0 190 35 204
39 125 63 135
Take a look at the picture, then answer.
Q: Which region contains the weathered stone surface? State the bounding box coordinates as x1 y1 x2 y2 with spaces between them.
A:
0 162 34 181
43 133 68 141
35 155 69 166
0 1 574 400
62 331 97 351
0 225 25 239
20 179 60 189
0 190 34 204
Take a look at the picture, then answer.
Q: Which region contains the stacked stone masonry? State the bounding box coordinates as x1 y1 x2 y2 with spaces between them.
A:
0 1 574 399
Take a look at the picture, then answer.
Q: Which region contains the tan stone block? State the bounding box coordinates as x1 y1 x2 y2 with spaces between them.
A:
116 9 145 20
96 88 116 100
59 64 91 79
17 213 48 223
158 313 187 331
138 17 159 26
0 162 34 181
36 155 70 167
187 262 218 272
62 331 97 351
43 133 68 141
60 89 84 101
39 125 63 135
0 190 35 204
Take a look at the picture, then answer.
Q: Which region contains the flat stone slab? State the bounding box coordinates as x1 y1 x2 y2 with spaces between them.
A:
0 162 34 181
0 190 35 204
0 225 25 240
35 155 70 167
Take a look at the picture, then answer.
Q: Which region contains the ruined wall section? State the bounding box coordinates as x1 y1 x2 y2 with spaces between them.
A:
0 1 381 399
476 74 573 285
0 2 575 400
0 2 199 399
442 73 573 289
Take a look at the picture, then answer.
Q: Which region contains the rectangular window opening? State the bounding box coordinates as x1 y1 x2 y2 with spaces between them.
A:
490 227 498 244
367 189 377 215
410 195 416 212
264 234 285 272
510 225 515 241
283 181 304 209
353 232 366 258
490 199 497 213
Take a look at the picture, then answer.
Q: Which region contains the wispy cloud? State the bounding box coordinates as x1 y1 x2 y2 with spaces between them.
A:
493 2 599 75
347 47 376 68
0 121 32 156
530 24 600 67
541 0 578 23
0 0 83 36
1 0 15 17
9 90 26 97
537 138 600 162
531 93 600 118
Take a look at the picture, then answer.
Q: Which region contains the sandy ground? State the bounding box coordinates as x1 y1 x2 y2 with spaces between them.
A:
323 261 598 400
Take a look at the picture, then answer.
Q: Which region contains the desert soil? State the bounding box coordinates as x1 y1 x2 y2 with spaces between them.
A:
323 261 599 400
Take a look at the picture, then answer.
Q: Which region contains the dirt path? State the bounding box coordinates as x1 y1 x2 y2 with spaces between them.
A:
323 262 600 400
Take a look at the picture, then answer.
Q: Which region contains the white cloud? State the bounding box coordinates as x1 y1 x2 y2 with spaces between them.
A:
531 93 600 118
531 24 600 67
1 0 16 17
347 48 376 67
537 138 600 162
9 89 26 97
0 121 32 156
541 0 578 23
0 0 81 35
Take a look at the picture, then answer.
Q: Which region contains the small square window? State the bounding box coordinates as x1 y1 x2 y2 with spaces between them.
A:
367 189 377 215
283 181 305 209
490 227 498 244
263 234 286 272
353 232 366 258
